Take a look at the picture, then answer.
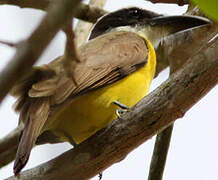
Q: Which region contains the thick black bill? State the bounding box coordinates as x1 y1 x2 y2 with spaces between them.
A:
147 15 211 35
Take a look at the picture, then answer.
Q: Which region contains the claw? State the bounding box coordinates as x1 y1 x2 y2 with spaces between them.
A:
113 100 130 118
99 172 103 180
113 100 129 110
116 108 129 118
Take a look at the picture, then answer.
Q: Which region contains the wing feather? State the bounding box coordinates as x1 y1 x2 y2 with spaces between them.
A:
53 31 148 103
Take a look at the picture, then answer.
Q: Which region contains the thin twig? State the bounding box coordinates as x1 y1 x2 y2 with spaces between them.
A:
63 20 80 62
62 20 80 85
0 40 17 47
148 125 174 180
0 0 82 104
5 34 218 180
62 0 107 84
146 0 189 5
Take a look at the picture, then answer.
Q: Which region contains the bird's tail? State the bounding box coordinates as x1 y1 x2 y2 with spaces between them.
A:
13 97 50 175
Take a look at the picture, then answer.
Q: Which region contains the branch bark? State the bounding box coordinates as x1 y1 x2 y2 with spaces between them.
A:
148 125 174 180
146 0 189 5
0 0 49 9
0 126 22 168
74 4 107 23
148 23 218 179
5 34 218 180
155 24 217 77
0 0 82 104
0 1 107 23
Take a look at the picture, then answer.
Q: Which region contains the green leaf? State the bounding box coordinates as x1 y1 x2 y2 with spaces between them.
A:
191 0 218 20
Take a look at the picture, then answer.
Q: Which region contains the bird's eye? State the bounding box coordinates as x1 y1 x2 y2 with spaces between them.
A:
129 9 139 17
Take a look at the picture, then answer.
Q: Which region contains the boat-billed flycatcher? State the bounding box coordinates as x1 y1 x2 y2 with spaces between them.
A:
11 7 209 175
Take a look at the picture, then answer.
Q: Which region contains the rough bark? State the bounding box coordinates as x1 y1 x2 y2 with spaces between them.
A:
155 24 217 76
148 23 218 180
148 125 174 180
0 127 22 168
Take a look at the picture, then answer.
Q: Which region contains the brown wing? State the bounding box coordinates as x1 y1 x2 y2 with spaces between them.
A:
53 31 149 104
27 31 148 104
11 31 148 174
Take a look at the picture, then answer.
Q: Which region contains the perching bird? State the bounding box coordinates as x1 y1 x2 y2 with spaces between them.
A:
11 7 209 175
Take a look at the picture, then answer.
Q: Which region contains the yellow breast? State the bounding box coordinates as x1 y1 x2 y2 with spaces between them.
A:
51 38 156 144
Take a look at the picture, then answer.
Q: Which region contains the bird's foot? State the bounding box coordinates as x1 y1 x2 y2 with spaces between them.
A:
113 100 130 118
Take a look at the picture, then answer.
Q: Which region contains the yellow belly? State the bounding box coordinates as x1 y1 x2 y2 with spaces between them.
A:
51 39 156 144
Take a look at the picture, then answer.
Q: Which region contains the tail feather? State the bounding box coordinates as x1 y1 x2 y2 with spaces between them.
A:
13 121 35 175
14 98 50 175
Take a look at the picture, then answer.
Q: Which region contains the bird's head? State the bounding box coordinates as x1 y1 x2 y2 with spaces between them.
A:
89 7 210 48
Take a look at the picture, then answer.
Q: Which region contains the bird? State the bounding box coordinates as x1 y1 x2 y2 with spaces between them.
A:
11 7 210 175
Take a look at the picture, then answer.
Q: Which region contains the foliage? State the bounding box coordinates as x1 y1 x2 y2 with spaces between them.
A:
191 0 218 20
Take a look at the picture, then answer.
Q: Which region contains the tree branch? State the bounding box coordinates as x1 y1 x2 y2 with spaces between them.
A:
0 126 22 168
148 23 217 180
0 0 49 9
74 4 107 23
0 40 17 47
148 125 174 180
150 1 215 173
5 34 218 180
0 1 107 23
63 21 80 62
62 20 80 85
146 0 189 5
155 24 217 77
0 0 82 104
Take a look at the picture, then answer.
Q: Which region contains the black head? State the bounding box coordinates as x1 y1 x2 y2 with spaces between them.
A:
89 7 210 44
89 7 161 40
